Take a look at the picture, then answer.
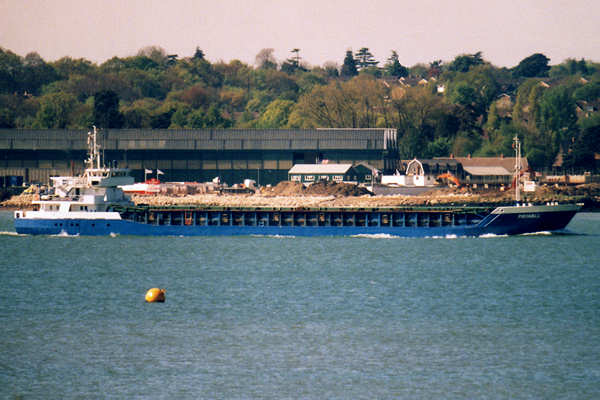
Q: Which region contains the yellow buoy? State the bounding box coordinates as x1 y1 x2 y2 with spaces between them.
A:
145 288 166 303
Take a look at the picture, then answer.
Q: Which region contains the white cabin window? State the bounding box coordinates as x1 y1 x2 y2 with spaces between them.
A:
304 175 314 182
291 175 301 182
333 175 343 182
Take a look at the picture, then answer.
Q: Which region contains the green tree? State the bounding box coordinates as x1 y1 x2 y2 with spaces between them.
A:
150 109 174 128
34 92 76 128
384 51 408 78
538 86 578 148
136 46 169 67
168 103 193 128
256 99 295 128
204 104 231 128
121 98 158 128
388 86 455 158
174 58 223 88
93 90 123 128
573 80 600 102
22 52 59 95
513 53 550 78
512 78 547 126
294 76 387 128
0 48 24 94
281 48 306 75
354 48 378 70
323 61 340 78
255 48 277 70
193 47 205 60
448 52 484 73
340 50 358 78
188 109 206 128
52 57 95 79
563 122 600 170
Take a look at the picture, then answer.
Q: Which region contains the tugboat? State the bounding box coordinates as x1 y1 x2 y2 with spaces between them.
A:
14 132 580 237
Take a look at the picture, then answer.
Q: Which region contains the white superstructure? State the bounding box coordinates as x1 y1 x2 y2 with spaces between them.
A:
14 127 134 220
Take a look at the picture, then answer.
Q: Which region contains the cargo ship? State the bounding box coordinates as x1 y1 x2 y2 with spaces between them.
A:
14 129 580 237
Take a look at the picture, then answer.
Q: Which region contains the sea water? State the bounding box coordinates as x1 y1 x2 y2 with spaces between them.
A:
0 210 599 399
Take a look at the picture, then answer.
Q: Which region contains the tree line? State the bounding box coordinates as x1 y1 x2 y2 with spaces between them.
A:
0 45 599 171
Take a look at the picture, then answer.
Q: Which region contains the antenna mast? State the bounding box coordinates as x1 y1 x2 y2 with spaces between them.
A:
513 135 521 202
86 126 102 170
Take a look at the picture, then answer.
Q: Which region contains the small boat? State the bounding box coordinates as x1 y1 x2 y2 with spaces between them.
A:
120 178 161 196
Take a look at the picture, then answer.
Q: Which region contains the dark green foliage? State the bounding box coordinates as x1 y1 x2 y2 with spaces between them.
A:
574 80 600 101
341 50 358 78
0 48 25 94
385 51 408 78
448 52 484 73
93 90 123 128
150 110 173 128
193 47 205 60
513 53 550 78
0 45 598 171
563 123 600 170
280 48 306 75
354 48 378 70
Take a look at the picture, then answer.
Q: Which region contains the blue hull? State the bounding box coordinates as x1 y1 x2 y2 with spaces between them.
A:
14 206 579 237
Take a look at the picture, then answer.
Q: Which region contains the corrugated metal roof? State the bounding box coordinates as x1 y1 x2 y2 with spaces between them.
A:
288 164 353 174
463 166 512 176
0 129 393 151
456 156 528 171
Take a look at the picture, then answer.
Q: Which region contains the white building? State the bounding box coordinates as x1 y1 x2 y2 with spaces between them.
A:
381 159 437 187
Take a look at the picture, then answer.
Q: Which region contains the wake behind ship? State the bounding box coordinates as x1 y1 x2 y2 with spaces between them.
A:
14 129 580 237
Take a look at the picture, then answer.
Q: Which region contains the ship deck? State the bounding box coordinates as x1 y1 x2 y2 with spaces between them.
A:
110 204 497 228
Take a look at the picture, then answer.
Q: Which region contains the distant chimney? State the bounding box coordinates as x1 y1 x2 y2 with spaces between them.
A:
450 153 454 159
500 153 504 159
468 154 471 159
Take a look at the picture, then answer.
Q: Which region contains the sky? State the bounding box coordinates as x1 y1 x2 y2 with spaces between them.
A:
1 0 599 68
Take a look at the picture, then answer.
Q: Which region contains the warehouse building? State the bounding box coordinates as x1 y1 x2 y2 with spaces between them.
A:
0 128 397 186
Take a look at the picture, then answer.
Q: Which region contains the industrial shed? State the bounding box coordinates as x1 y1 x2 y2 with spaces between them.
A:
288 163 375 184
456 156 528 187
0 128 397 186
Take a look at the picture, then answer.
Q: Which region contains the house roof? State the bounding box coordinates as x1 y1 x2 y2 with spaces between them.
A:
463 166 512 176
288 164 353 174
455 157 529 171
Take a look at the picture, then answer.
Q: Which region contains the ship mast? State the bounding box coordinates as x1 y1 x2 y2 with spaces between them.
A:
86 126 102 170
513 135 521 202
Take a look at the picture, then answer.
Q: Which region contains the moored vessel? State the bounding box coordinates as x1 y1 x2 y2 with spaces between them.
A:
14 131 580 237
